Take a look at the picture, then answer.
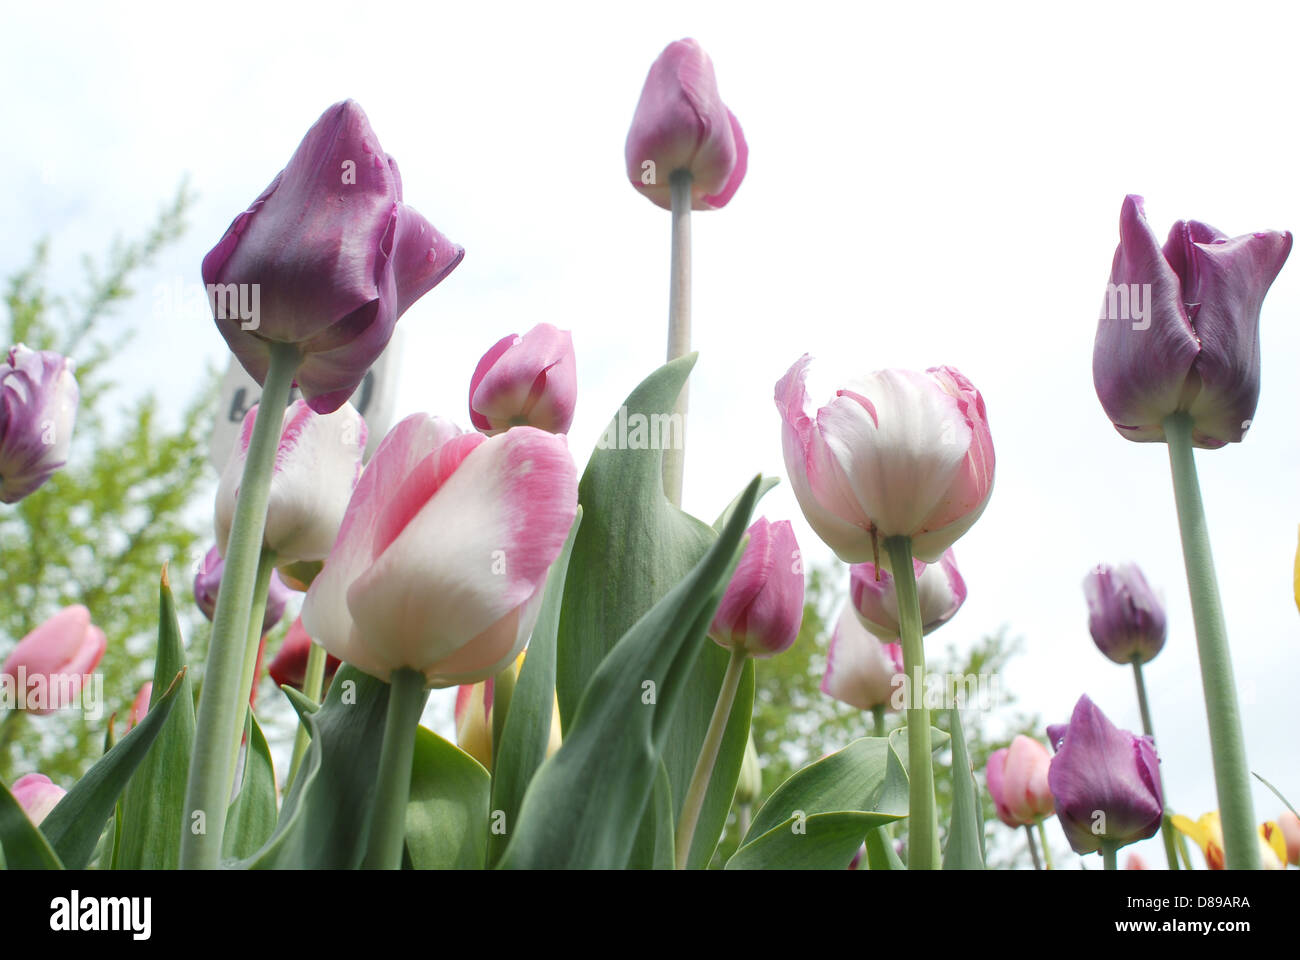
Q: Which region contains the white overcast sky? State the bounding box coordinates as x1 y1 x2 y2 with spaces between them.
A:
4 0 1298 867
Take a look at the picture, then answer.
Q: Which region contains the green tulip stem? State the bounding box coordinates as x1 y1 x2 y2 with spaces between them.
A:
181 341 299 869
1102 843 1118 871
490 661 517 775
1163 412 1260 869
287 639 329 788
661 169 692 507
1025 823 1042 870
226 548 275 791
362 667 427 870
675 646 747 869
872 704 887 739
1035 818 1054 870
1131 660 1181 870
885 534 940 870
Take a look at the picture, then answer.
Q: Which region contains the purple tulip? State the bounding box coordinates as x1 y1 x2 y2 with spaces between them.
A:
625 38 748 211
709 517 805 657
1093 195 1291 448
0 345 79 503
849 548 966 642
1047 695 1164 854
1083 563 1167 665
468 323 577 436
202 100 464 414
194 546 292 635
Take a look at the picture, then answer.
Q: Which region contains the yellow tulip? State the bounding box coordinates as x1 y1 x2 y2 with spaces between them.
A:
453 652 562 769
1172 811 1287 869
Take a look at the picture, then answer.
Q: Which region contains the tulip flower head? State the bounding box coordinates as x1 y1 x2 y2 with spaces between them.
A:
776 356 994 565
454 652 562 769
11 772 65 825
0 345 79 504
1093 195 1291 448
203 100 464 414
1277 810 1300 866
468 324 576 436
1124 853 1148 870
302 414 578 687
625 38 748 210
1172 810 1288 870
709 517 805 657
193 546 293 634
820 604 905 712
1082 563 1167 665
1047 695 1163 855
850 548 966 642
268 616 341 691
215 399 366 564
127 682 153 729
985 736 1055 828
1 605 106 715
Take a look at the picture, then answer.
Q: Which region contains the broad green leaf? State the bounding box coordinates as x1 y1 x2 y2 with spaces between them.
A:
241 666 391 869
628 760 675 869
729 812 890 870
864 825 904 869
38 668 185 870
500 474 763 869
487 508 581 868
942 707 985 869
406 727 491 869
555 355 776 864
0 778 63 869
116 567 196 868
223 711 277 860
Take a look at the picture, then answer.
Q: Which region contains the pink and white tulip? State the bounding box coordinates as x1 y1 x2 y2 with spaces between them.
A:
468 323 576 436
301 414 578 687
850 548 966 642
215 399 366 563
0 345 79 504
986 735 1055 827
11 772 65 825
775 356 994 565
709 517 804 658
820 604 905 712
625 38 748 211
1 606 106 715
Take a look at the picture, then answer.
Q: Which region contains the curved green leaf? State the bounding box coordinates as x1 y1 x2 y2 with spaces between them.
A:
0 778 63 869
487 508 581 867
116 567 196 869
37 668 184 870
406 727 490 869
223 710 277 861
942 706 985 869
500 474 763 869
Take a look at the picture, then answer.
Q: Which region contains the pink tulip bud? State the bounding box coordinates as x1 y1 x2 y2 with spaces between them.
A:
268 616 341 691
850 548 966 642
215 399 366 564
775 356 994 565
1279 810 1300 866
301 414 578 687
11 772 66 825
985 735 1055 828
0 344 79 503
1124 852 1149 870
128 681 153 729
709 517 804 657
1 606 106 715
468 324 577 436
625 38 748 211
202 100 463 414
820 604 905 712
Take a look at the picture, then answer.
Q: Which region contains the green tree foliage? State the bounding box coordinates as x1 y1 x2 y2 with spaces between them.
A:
716 561 1045 868
0 184 217 783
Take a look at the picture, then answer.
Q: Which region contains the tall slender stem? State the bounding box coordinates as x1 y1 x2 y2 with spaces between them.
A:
662 170 692 507
1102 843 1118 870
180 342 298 869
1025 823 1042 870
287 640 328 788
1035 818 1054 870
227 549 274 793
1163 412 1260 869
885 535 940 870
675 646 746 869
490 663 517 774
871 704 886 739
1132 660 1179 870
362 667 427 870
